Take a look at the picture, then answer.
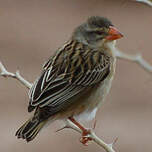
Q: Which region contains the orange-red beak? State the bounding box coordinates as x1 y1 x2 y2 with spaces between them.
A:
106 26 123 40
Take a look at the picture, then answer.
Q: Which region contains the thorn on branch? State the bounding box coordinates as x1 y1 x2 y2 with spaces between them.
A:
93 119 97 130
109 137 118 148
64 119 116 152
55 126 70 132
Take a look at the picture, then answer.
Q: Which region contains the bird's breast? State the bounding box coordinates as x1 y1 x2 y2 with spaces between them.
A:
75 57 116 121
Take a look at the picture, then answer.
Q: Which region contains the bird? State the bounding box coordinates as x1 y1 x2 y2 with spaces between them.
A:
15 16 123 143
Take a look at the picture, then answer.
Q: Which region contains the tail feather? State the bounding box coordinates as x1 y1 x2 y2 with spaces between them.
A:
16 118 47 142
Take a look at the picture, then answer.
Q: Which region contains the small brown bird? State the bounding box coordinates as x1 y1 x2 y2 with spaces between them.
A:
16 16 123 143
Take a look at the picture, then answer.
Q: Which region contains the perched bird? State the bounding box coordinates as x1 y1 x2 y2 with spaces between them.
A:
16 16 123 143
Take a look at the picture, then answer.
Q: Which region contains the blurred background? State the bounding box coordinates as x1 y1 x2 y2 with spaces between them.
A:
0 0 152 152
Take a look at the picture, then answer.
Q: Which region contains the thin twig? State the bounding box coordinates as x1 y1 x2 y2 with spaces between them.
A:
136 0 152 6
64 119 116 152
106 42 152 74
115 50 152 74
0 61 32 89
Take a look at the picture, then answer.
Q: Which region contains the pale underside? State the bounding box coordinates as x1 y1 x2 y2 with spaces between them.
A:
75 41 116 121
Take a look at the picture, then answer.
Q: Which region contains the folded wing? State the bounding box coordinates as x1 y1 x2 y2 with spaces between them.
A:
28 41 111 115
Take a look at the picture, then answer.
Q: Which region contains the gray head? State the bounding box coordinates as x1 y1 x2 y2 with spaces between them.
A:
73 16 123 47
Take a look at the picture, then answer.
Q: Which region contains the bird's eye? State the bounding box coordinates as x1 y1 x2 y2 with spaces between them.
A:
95 31 104 35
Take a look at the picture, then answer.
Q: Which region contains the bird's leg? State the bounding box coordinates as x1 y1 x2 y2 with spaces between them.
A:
68 117 92 145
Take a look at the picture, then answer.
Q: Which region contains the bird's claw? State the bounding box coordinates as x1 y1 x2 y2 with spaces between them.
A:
79 129 92 146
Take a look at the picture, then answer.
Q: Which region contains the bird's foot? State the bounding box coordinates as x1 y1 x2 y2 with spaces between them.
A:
80 128 92 146
68 117 96 146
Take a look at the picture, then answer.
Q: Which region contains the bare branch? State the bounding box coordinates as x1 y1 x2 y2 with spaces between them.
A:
63 119 116 152
136 0 152 6
0 61 32 89
106 42 152 74
115 50 152 74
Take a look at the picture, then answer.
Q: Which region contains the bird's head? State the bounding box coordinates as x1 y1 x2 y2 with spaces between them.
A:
73 16 123 47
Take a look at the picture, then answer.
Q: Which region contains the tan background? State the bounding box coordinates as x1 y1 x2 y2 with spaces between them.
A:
0 0 152 152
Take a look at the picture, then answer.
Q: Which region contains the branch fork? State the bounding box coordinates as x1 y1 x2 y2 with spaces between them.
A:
57 119 117 152
0 62 32 89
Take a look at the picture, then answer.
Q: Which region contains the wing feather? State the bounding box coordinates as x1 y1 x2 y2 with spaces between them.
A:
28 41 112 115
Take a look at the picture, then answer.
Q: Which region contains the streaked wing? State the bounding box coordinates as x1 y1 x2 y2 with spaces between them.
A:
29 40 111 112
